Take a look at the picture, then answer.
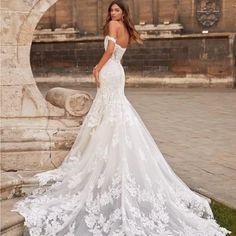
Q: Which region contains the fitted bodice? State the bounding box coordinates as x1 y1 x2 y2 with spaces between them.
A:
97 35 126 98
104 35 126 62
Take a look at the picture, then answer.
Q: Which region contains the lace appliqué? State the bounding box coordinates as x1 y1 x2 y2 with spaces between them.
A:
84 170 122 235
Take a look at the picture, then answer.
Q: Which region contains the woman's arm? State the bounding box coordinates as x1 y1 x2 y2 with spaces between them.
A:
94 21 119 72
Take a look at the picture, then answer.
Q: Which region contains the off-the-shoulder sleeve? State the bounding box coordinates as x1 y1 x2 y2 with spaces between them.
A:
106 35 116 43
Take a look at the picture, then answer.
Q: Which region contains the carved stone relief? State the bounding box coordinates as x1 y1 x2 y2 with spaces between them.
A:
196 0 221 28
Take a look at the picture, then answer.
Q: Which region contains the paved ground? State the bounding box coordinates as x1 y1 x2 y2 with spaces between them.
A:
39 84 236 209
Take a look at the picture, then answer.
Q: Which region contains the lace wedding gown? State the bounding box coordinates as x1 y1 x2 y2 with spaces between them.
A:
12 35 230 236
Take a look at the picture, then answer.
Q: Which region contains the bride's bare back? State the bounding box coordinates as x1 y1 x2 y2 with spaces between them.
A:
115 21 129 48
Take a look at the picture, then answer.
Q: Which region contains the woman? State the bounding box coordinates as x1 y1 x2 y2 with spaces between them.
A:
13 0 230 235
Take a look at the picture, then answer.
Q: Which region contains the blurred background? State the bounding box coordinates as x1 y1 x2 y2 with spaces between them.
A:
31 0 236 88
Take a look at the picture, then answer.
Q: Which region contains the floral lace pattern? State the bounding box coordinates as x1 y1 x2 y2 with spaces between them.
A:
11 36 231 236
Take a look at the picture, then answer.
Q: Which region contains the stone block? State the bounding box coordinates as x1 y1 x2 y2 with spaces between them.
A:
1 150 68 171
47 117 82 128
1 86 22 117
21 85 47 116
1 45 33 85
171 65 195 74
0 10 27 46
1 141 52 152
1 198 24 236
207 65 230 77
1 117 48 128
1 126 49 142
0 84 65 117
1 0 38 12
1 127 80 152
1 66 33 86
14 0 57 46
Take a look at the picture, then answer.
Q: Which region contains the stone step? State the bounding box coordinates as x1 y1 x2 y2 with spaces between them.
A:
0 171 55 236
1 171 41 200
1 198 25 236
2 171 212 204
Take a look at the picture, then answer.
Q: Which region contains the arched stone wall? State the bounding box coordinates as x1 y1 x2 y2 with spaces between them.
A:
1 0 92 172
1 0 63 118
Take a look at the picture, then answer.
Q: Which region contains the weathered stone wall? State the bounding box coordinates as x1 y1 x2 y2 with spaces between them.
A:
32 0 236 87
31 33 235 87
37 0 236 34
1 0 93 172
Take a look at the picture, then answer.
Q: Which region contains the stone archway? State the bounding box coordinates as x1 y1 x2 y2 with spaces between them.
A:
1 0 63 118
1 0 92 172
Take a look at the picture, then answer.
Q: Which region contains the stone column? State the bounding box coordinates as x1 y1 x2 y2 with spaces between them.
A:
72 0 78 29
97 0 103 34
152 0 159 25
49 3 57 30
74 0 84 31
175 0 180 22
133 0 140 24
229 34 236 86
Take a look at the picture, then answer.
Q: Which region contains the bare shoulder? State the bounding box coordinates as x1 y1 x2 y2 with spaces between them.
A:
108 20 121 30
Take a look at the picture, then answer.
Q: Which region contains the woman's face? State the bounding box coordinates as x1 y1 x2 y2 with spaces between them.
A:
110 4 124 21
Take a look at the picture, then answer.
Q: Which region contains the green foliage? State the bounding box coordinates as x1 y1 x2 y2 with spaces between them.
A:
211 200 236 236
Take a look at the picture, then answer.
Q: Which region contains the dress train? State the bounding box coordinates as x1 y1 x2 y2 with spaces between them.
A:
12 35 230 236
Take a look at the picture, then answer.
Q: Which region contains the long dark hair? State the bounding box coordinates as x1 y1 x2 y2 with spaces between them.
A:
103 0 143 45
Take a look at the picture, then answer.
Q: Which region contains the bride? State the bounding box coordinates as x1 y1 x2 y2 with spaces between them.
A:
12 0 231 235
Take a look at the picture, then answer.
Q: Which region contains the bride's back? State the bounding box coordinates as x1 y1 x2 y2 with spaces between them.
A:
116 22 129 48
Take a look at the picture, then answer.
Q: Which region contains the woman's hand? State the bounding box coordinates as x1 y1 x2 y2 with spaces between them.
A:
92 65 100 88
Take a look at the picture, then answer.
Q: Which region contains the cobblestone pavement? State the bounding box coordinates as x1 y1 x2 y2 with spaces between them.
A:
39 84 236 208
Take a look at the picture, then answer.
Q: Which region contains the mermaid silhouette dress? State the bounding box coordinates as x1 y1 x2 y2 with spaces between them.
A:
12 35 230 236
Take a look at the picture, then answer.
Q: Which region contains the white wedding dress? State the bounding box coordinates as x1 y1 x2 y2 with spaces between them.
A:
12 35 230 236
